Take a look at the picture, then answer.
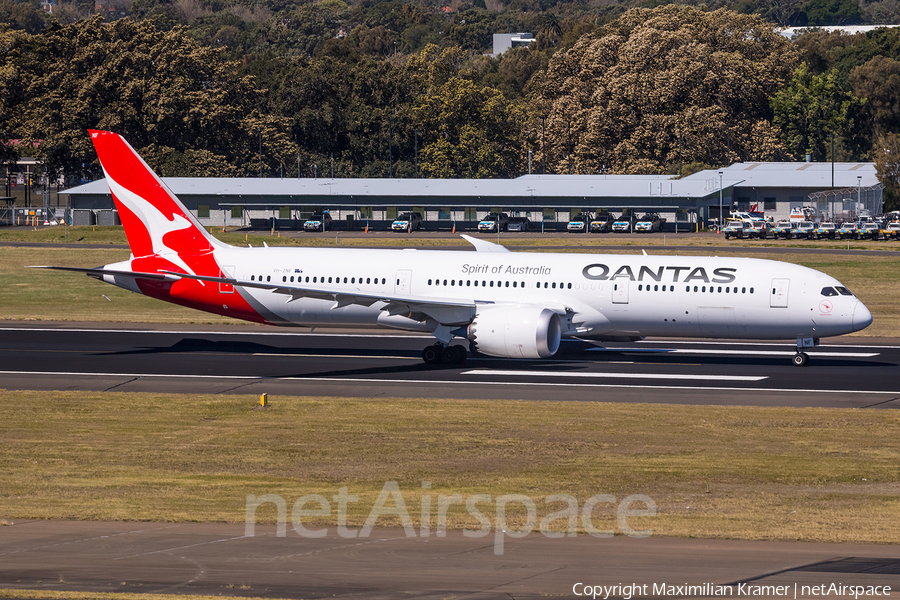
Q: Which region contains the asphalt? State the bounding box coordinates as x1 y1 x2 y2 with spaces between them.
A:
0 323 898 408
1 520 899 599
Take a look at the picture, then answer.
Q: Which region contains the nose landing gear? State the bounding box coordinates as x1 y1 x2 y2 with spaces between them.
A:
422 343 467 365
792 336 817 367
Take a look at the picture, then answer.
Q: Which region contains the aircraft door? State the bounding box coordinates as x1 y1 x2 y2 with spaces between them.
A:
770 278 789 308
219 266 234 294
395 269 412 295
612 277 630 304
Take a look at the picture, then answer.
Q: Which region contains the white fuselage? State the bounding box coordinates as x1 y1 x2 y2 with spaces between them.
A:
106 245 869 342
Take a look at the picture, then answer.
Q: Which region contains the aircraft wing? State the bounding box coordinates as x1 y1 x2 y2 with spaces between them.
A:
160 270 478 326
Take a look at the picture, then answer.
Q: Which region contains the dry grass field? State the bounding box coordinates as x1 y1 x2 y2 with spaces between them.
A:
1 391 898 544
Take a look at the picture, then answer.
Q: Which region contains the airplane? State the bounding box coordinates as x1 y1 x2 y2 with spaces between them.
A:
34 130 873 367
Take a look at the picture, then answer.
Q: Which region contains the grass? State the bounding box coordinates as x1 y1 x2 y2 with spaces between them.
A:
1 390 898 543
3 242 899 335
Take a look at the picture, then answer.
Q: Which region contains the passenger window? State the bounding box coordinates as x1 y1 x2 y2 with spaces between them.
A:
654 285 658 291
467 281 471 286
513 281 517 288
428 279 432 285
742 287 746 293
702 286 706 292
344 277 348 283
451 280 455 286
267 276 271 282
718 287 722 293
567 283 572 289
251 275 255 281
750 287 754 293
639 285 643 291
443 280 447 286
552 282 557 289
505 281 509 288
693 286 698 292
490 281 494 287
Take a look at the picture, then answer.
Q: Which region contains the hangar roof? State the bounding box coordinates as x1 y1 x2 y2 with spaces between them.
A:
685 163 881 190
63 174 728 200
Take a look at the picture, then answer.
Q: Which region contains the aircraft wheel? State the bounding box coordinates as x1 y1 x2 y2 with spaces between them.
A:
453 344 468 364
441 345 465 364
422 345 442 364
792 352 809 367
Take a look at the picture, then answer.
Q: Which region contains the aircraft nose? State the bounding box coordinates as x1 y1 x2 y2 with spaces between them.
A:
853 300 873 332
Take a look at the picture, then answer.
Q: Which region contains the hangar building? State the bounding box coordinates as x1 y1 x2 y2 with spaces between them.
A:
62 161 883 231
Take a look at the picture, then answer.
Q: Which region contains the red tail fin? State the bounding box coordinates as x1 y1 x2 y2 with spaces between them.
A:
88 130 221 261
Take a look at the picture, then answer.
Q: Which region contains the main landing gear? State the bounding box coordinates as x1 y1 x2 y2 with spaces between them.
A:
422 343 467 365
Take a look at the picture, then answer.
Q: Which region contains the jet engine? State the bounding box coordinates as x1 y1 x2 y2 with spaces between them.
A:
467 306 561 359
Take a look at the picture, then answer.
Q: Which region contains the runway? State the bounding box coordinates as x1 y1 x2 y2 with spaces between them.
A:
1 520 899 599
0 323 898 408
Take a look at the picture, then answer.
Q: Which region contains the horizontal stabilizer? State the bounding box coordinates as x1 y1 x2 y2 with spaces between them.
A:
27 266 174 281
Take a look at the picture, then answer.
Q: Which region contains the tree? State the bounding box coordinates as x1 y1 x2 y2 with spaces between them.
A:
875 133 900 212
414 77 524 178
6 16 280 181
528 6 797 173
771 63 865 161
850 55 900 139
803 0 863 25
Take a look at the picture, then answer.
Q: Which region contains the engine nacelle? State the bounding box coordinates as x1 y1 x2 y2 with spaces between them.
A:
467 306 561 359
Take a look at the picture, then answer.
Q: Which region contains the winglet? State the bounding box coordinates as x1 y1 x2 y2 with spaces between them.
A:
460 234 511 253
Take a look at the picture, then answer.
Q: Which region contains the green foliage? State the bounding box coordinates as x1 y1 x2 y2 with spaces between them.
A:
803 0 862 25
0 0 46 33
771 62 865 161
415 77 525 178
875 133 900 212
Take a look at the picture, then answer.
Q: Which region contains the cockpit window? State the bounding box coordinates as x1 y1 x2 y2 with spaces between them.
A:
835 286 854 296
820 287 838 297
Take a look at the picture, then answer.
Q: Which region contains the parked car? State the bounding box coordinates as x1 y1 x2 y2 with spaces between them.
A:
506 216 531 232
792 221 816 239
743 220 768 239
770 220 792 239
884 222 900 240
857 222 880 240
303 212 332 232
812 222 837 239
567 213 593 233
611 215 635 233
634 213 665 233
477 212 509 233
837 222 858 239
590 214 615 233
722 220 746 239
391 212 422 232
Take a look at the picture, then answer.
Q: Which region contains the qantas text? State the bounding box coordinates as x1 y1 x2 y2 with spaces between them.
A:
582 264 737 284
